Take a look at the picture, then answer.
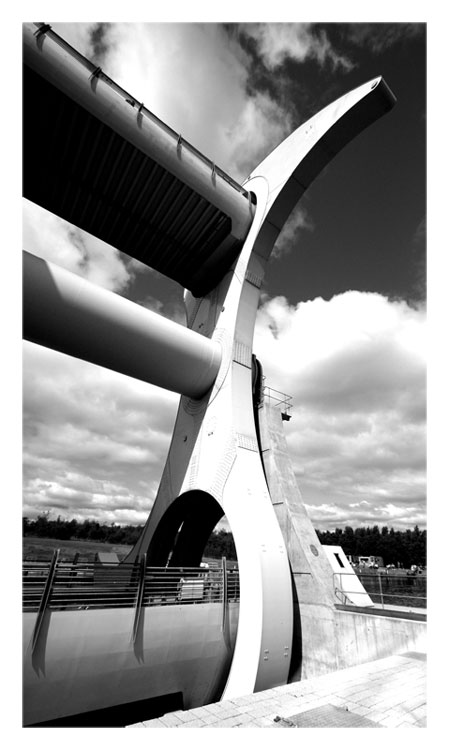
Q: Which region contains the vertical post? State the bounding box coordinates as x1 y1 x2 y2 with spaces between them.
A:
69 552 79 587
221 556 228 633
378 571 384 609
132 553 147 644
31 548 59 653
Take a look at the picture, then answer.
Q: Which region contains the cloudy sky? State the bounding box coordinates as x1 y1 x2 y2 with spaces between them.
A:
22 17 427 533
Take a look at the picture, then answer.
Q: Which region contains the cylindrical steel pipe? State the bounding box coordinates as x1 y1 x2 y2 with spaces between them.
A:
23 251 222 398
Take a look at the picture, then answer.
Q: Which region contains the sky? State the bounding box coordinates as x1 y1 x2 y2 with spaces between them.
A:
21 16 428 534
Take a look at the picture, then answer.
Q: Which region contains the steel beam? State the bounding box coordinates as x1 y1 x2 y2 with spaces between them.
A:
23 250 222 399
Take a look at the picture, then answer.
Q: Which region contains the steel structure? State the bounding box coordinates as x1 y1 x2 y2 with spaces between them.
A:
23 21 396 723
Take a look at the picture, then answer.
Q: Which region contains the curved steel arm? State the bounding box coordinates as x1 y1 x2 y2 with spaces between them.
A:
247 76 396 257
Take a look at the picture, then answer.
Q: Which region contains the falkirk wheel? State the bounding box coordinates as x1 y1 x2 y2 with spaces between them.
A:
22 22 396 721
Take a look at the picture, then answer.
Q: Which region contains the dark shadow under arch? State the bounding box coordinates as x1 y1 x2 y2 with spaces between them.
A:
146 490 225 568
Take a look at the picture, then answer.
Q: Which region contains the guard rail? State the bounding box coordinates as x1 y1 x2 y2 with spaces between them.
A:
333 570 427 610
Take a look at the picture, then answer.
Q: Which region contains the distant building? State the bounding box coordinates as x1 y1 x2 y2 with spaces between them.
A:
347 554 383 568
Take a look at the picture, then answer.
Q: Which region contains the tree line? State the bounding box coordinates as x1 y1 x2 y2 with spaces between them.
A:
23 514 143 546
315 525 426 568
22 514 238 559
23 515 426 567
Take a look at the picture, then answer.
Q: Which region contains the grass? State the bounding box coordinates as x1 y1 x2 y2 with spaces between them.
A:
22 537 233 566
23 536 132 562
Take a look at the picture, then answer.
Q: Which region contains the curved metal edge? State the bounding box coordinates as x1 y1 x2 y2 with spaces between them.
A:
246 76 396 257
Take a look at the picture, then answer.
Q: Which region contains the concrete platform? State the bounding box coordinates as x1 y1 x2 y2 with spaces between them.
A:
127 650 426 729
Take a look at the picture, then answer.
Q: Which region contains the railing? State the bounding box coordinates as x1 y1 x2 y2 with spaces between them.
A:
31 23 255 203
333 571 427 610
24 556 240 652
262 385 293 420
23 559 240 613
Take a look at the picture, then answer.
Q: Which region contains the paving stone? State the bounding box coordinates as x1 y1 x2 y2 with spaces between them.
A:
328 695 349 707
378 714 408 728
360 694 387 709
185 706 215 720
218 714 250 727
353 688 377 704
365 708 395 724
176 718 207 727
141 718 167 727
208 705 241 719
242 714 268 726
246 703 276 719
372 708 397 723
285 698 325 714
190 712 222 726
257 717 279 727
167 710 189 721
350 705 374 717
253 699 280 712
401 697 427 711
336 685 365 699
159 713 184 727
230 693 259 706
263 683 278 700
368 697 398 712
128 650 426 729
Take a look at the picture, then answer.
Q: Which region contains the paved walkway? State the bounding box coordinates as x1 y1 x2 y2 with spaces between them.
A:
127 651 426 729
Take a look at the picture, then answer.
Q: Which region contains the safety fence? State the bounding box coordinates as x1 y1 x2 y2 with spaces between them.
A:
24 552 240 653
333 570 427 610
23 555 239 613
262 385 293 420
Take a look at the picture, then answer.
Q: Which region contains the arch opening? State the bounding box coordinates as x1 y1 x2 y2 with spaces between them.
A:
146 490 225 568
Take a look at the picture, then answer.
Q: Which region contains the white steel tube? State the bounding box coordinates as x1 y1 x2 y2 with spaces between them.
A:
23 22 254 242
23 251 222 399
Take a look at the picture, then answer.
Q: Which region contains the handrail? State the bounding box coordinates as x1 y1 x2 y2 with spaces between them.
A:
221 556 228 633
262 385 293 417
23 560 240 613
332 571 427 610
31 548 59 653
30 23 254 202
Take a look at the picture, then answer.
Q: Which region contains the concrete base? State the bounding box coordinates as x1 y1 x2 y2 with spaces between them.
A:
258 402 426 681
258 402 339 680
334 608 426 670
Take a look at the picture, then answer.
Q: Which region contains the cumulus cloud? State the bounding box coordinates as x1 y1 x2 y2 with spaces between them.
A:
254 291 426 530
271 203 315 259
240 23 354 72
23 289 426 531
23 342 179 524
51 22 295 180
23 200 131 293
225 90 294 179
45 22 101 59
